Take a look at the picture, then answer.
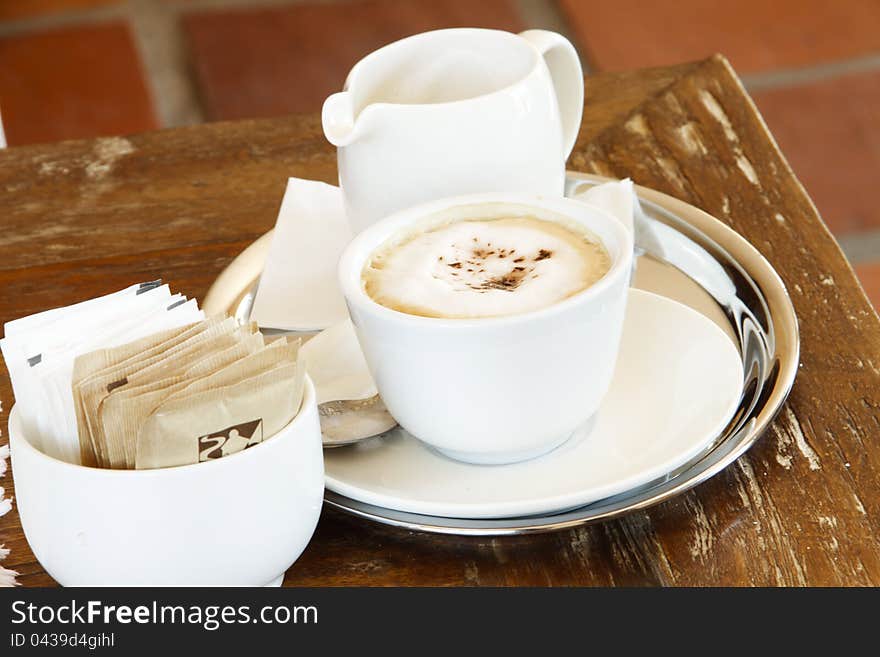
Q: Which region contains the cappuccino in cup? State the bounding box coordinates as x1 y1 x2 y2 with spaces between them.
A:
339 194 633 465
362 213 611 319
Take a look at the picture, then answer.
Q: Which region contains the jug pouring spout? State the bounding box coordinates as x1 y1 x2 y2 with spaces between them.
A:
322 91 362 147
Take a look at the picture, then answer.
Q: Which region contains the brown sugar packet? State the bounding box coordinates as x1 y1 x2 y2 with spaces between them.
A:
75 317 237 466
100 334 285 468
71 319 221 466
118 331 267 466
164 337 300 402
71 323 195 466
183 332 273 380
86 320 254 467
103 323 259 395
135 358 307 470
78 318 242 467
97 329 265 468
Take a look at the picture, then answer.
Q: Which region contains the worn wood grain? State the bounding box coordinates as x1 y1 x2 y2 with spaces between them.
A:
570 54 880 586
0 56 877 587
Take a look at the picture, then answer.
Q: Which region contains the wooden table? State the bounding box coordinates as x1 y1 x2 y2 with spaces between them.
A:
1 56 878 586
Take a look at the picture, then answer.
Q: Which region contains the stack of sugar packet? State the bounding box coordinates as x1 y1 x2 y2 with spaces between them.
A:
2 282 306 469
1 282 202 464
73 317 304 470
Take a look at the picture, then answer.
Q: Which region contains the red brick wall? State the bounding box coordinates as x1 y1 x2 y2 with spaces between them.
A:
1 0 877 302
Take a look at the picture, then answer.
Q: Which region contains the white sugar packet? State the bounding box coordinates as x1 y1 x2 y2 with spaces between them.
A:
1 283 204 464
2 285 169 455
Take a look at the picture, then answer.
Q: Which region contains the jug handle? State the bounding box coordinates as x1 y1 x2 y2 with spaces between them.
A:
518 30 584 159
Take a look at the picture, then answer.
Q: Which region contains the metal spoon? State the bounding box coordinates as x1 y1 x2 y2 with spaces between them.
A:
319 395 396 447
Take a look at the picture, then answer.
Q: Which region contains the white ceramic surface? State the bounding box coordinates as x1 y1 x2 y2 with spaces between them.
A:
323 28 583 232
338 193 634 464
325 289 743 519
10 378 325 586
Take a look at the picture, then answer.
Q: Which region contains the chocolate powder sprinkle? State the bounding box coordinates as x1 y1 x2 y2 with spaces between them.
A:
437 234 566 295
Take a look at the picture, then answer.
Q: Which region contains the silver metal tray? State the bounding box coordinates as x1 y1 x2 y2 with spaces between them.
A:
204 173 799 536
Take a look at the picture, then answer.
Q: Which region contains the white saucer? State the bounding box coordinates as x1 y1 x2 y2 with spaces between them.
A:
324 288 744 519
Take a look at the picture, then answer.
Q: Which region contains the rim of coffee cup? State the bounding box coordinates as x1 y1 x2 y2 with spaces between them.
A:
343 28 544 107
9 376 316 475
338 193 634 329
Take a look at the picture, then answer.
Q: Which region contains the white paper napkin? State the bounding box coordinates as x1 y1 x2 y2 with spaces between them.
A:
250 179 352 330
300 318 377 404
571 177 635 235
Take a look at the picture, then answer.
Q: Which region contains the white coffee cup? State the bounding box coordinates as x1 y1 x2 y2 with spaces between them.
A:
338 194 633 465
9 378 324 586
322 28 584 233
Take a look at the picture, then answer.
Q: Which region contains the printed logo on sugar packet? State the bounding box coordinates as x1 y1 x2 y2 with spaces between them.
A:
198 419 264 461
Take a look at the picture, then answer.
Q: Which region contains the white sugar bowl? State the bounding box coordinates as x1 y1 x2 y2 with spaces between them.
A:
9 377 324 586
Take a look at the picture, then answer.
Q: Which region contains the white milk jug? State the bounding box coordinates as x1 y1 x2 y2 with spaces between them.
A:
322 28 584 232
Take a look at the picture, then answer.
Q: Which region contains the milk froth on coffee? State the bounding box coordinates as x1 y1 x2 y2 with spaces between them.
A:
362 213 611 319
